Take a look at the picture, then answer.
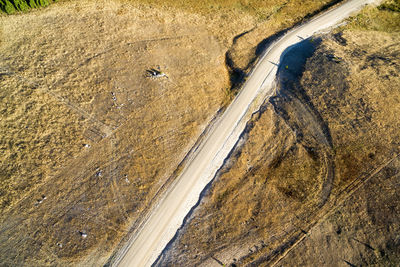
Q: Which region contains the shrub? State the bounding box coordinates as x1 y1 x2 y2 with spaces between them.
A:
0 0 56 14
0 0 16 13
378 0 400 12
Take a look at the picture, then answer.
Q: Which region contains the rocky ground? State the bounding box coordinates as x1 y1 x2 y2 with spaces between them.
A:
158 2 400 266
0 0 343 265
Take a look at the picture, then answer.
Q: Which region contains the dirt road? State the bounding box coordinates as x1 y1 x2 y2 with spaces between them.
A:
114 0 378 266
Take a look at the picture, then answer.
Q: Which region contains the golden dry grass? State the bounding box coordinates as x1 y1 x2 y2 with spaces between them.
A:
0 0 358 265
0 1 231 264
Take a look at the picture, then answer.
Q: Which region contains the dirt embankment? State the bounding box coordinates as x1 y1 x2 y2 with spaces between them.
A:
158 3 400 266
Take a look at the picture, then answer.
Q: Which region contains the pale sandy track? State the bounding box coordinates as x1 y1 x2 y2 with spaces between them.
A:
114 1 378 266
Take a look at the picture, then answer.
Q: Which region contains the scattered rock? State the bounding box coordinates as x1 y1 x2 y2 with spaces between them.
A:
79 231 87 238
146 68 168 78
34 195 47 206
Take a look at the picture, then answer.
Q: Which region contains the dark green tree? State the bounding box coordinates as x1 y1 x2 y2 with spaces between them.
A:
1 0 56 14
0 0 17 13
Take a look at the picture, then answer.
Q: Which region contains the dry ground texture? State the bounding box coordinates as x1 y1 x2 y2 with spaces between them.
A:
158 1 400 266
0 0 345 265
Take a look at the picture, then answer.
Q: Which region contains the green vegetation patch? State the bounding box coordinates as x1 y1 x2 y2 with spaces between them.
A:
346 0 400 32
378 0 400 12
0 0 57 14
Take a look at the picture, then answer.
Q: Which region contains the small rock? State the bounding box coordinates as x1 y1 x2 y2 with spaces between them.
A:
57 243 63 248
79 231 87 238
35 195 47 205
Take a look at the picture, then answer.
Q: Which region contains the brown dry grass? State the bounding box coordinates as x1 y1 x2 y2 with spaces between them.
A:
0 0 355 265
0 0 231 265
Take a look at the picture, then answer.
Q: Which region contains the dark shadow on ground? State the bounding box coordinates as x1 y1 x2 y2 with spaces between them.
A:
269 37 335 207
254 0 344 60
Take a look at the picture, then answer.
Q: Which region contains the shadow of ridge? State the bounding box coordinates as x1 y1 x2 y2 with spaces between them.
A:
273 37 333 149
224 28 257 93
277 37 322 81
254 0 344 60
225 50 246 91
225 0 345 97
271 37 335 206
233 28 255 45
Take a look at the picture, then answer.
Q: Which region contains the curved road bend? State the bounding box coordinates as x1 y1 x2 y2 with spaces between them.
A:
115 0 378 266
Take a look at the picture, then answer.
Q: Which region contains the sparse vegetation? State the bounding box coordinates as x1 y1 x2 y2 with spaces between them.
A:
378 0 400 12
345 0 400 32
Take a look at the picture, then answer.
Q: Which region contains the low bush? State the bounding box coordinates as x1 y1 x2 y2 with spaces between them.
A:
0 0 57 14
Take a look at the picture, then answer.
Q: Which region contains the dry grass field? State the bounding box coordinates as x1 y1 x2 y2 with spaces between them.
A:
0 0 347 265
0 1 231 265
159 1 400 266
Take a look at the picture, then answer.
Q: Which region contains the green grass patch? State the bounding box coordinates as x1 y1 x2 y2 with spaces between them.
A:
378 0 400 12
346 0 400 32
0 0 57 14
